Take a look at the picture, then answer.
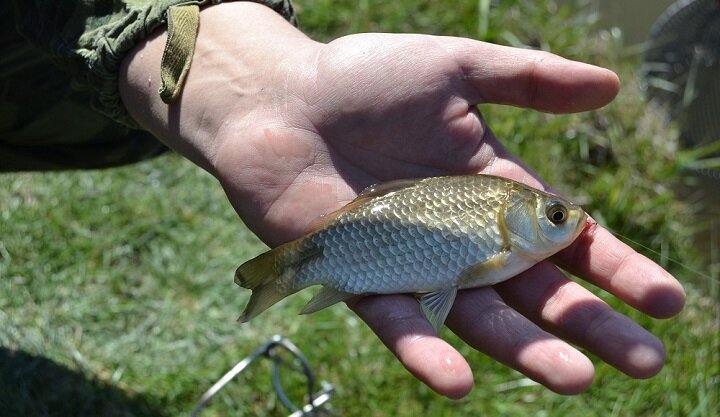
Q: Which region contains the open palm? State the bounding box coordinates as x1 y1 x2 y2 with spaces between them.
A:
211 33 685 397
120 5 686 397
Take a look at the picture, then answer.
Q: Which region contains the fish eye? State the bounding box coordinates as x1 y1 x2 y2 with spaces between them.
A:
546 202 568 224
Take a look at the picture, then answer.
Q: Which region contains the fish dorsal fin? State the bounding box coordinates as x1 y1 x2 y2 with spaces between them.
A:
306 178 423 233
305 204 360 233
418 287 458 333
357 178 423 199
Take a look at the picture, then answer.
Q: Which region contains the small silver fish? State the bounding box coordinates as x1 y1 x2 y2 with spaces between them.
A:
236 174 588 331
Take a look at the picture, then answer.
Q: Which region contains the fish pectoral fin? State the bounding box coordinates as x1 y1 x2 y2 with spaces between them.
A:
300 286 355 315
418 287 458 334
457 251 513 288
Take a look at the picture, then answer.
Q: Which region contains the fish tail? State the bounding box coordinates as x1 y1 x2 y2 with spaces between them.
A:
235 242 320 322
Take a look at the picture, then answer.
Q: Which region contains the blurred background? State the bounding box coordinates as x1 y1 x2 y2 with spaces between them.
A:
1 1 717 416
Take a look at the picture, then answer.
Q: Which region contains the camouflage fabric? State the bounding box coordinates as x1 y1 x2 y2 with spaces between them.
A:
1 0 296 171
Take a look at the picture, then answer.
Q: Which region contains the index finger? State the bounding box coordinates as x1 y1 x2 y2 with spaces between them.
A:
553 222 686 318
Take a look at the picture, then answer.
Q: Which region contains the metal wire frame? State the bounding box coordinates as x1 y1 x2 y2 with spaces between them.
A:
190 335 336 417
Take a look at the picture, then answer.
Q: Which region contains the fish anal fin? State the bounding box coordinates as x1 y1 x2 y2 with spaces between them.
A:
418 287 458 333
300 286 354 315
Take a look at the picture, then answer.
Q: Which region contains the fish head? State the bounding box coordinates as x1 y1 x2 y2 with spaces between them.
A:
502 187 588 259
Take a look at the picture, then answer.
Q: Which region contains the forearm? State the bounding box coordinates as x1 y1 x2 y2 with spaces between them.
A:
11 0 217 127
118 2 318 174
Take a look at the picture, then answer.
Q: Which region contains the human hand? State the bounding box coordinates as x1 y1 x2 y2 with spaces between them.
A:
120 2 685 398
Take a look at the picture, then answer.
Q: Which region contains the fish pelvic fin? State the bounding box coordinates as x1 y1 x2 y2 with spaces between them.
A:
235 242 322 322
419 287 458 333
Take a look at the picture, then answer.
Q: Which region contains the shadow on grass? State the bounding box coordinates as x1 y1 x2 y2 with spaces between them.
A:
0 348 166 417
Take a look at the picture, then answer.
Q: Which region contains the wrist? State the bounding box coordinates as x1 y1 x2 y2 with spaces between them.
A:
119 1 319 175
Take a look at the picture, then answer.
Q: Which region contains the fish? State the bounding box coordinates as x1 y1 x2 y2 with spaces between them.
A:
235 174 588 332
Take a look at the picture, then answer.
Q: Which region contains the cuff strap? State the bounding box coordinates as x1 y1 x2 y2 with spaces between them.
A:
159 4 200 103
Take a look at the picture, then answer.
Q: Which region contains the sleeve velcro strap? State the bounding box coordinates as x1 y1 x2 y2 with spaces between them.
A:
159 4 200 103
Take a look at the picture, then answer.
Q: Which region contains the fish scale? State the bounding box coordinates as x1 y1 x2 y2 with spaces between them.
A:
297 176 511 293
235 174 588 331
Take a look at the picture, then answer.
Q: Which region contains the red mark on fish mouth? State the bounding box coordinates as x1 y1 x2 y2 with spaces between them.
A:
585 217 598 230
580 216 598 238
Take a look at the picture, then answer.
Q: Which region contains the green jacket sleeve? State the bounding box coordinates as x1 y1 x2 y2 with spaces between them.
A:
10 0 296 126
1 0 296 171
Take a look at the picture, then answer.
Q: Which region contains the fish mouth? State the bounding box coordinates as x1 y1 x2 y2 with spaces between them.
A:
577 213 596 239
584 215 597 230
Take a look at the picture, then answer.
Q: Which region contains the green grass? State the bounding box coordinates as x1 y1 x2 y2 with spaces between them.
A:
1 1 718 416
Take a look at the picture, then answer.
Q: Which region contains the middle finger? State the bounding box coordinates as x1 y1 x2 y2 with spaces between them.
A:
446 286 595 394
494 260 666 379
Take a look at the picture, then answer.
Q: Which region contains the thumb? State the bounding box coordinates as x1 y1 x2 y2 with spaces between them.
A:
443 38 620 113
